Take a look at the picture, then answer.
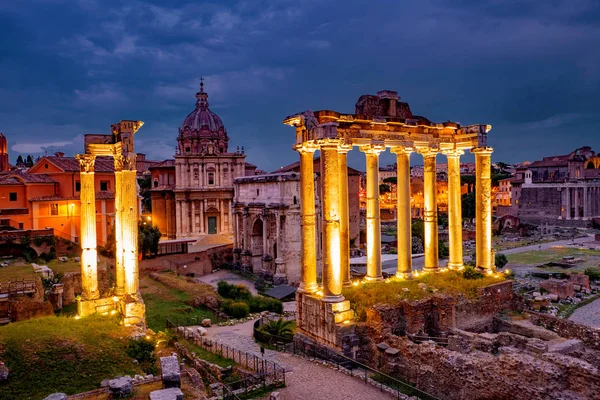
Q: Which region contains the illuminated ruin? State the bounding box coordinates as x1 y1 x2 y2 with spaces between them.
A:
284 90 493 354
76 120 145 326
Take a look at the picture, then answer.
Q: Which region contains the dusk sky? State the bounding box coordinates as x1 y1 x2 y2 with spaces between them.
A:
1 0 599 172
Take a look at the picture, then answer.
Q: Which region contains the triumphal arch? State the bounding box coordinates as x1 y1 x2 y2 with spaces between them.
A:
76 120 145 326
284 90 492 354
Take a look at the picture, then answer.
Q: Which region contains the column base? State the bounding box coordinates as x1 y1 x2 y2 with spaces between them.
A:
395 272 412 279
77 297 117 317
475 266 496 274
423 267 439 273
322 294 345 303
364 275 383 282
446 262 464 270
342 279 353 288
298 282 319 294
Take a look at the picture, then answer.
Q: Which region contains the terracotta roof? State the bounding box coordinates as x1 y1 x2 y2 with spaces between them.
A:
29 191 115 202
149 159 175 169
41 156 115 172
0 173 56 185
527 156 569 168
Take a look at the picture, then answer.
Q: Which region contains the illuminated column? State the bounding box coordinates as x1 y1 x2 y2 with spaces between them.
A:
574 187 579 220
566 188 571 220
472 147 494 271
76 154 99 300
361 144 385 281
338 143 352 287
444 149 464 269
122 154 139 296
420 149 439 272
113 156 125 295
392 147 412 277
295 144 318 293
320 142 343 302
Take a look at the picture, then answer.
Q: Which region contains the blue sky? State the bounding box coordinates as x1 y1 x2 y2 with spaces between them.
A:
1 0 599 171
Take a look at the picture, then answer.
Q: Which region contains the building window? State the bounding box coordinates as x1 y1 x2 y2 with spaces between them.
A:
153 179 158 188
185 147 191 152
257 189 260 196
18 223 23 230
44 163 48 169
9 192 17 201
100 181 109 191
50 203 58 216
75 181 81 192
208 173 214 185
293 196 297 205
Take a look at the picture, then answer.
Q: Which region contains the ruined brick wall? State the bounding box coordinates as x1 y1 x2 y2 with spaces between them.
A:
527 312 600 350
455 281 514 332
140 244 232 277
9 296 53 321
518 187 561 224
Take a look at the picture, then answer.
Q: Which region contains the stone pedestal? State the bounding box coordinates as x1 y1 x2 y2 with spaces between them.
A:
295 292 357 356
119 295 146 326
77 297 117 317
241 250 252 273
50 283 64 310
273 257 288 285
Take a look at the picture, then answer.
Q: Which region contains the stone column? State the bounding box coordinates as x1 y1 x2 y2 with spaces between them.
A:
472 147 494 271
444 149 464 269
220 199 225 233
176 200 182 237
243 209 250 251
200 200 205 233
391 147 412 278
233 211 239 248
566 187 571 220
574 187 579 220
583 186 588 219
262 211 269 256
76 154 99 300
320 142 343 302
191 200 196 234
113 155 125 295
420 149 439 272
228 200 233 233
338 143 352 287
296 144 318 293
361 144 385 281
122 154 139 296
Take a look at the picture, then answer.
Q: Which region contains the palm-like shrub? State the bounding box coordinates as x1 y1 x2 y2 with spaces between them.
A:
260 319 294 339
155 329 177 349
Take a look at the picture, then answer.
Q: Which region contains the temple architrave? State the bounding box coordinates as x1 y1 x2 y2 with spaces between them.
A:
76 120 145 326
284 90 492 355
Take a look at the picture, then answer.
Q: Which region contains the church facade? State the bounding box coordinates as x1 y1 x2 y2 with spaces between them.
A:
150 82 256 239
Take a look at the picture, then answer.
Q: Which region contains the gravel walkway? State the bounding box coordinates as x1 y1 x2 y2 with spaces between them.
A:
568 296 600 328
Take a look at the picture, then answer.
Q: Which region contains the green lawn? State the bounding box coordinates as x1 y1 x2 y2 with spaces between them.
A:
180 339 234 368
0 314 142 399
0 262 36 282
507 247 600 270
140 275 216 332
45 259 82 275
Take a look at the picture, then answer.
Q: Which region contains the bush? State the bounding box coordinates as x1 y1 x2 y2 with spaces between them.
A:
155 329 177 349
584 267 600 281
438 241 449 258
248 296 283 314
495 253 508 269
217 281 251 300
222 301 250 318
20 235 31 247
462 265 484 280
22 247 37 262
126 338 157 374
259 319 294 339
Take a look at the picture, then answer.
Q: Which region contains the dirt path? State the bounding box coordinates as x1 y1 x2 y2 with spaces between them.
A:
568 296 600 328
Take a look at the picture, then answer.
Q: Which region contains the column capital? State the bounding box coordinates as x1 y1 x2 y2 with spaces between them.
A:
293 142 319 154
471 146 494 155
442 148 465 157
337 141 353 154
359 143 386 155
416 148 438 157
75 154 96 172
391 146 413 155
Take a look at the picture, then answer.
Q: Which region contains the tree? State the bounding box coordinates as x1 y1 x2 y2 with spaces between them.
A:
379 184 391 195
461 192 476 220
260 318 294 339
138 222 162 259
495 253 508 269
411 219 425 243
138 176 152 213
26 155 34 167
16 155 24 166
383 177 397 185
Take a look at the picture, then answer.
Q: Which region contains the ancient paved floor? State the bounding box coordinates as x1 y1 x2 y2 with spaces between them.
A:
204 320 394 400
568 296 600 328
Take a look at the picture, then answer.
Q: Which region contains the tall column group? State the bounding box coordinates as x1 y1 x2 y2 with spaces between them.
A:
392 147 412 278
473 147 494 271
361 144 385 282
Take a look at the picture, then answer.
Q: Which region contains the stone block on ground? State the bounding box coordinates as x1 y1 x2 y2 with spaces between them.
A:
0 362 8 382
525 338 548 354
547 339 584 354
149 387 184 400
161 355 181 388
569 273 590 290
197 326 208 336
108 376 133 398
43 393 68 400
539 279 574 300
270 391 281 400
200 318 212 327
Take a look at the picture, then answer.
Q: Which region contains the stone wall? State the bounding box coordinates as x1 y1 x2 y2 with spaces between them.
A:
518 187 562 224
140 244 232 277
455 280 516 332
8 296 53 321
527 312 600 350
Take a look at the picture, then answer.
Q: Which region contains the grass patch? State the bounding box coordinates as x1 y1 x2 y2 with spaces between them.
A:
343 270 506 321
180 339 234 368
140 275 216 332
507 247 600 269
0 262 36 282
0 314 142 399
44 259 82 275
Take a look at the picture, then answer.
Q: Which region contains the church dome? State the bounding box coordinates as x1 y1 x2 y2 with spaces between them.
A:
177 80 230 155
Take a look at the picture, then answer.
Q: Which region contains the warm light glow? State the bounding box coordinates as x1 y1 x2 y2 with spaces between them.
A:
343 320 350 325
145 335 151 340
487 269 493 275
110 309 117 315
352 281 359 286
113 296 119 302
74 315 81 320
413 271 420 277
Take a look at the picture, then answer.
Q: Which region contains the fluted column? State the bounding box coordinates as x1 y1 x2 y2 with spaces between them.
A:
76 154 99 300
391 147 412 277
176 200 182 237
444 149 464 269
320 142 343 302
296 144 318 293
338 143 352 287
191 200 196 234
361 144 385 281
420 149 439 272
113 154 125 295
472 147 494 271
574 187 580 220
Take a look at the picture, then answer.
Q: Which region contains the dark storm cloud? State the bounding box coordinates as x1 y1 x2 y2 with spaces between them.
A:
1 0 599 170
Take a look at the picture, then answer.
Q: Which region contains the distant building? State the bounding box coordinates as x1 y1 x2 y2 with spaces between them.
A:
513 147 600 225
